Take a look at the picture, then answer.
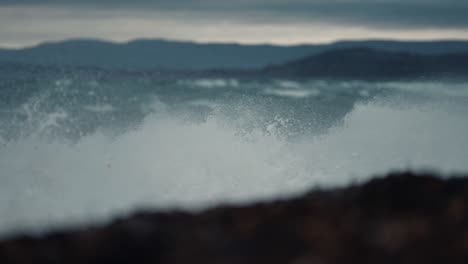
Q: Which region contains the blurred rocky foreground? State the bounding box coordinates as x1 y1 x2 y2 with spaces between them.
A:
1 171 468 264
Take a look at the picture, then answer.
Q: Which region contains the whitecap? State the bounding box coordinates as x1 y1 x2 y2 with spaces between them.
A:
263 88 320 98
192 78 239 89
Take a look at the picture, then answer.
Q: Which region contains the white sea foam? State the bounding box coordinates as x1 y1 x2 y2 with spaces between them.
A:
276 80 301 89
1 97 468 236
84 104 115 113
264 88 320 98
37 110 68 132
189 78 239 89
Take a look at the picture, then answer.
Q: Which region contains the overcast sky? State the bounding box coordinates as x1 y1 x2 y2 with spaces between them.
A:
1 0 468 47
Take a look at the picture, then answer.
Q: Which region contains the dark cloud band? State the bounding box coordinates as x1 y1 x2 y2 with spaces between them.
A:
1 0 467 29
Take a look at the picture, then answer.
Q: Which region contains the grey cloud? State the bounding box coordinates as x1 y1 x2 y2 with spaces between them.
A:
1 0 468 30
257 2 468 29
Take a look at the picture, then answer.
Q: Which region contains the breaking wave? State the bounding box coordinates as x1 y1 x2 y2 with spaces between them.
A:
1 91 468 236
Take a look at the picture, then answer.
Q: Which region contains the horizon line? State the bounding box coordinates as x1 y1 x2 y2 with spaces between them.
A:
2 37 468 50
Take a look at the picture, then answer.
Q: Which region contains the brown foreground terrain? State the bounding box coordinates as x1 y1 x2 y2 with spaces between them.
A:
1 171 468 264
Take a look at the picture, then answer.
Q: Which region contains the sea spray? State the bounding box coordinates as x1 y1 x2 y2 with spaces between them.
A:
0 76 467 236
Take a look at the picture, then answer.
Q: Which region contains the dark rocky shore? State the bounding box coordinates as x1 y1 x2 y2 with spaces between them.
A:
1 171 468 263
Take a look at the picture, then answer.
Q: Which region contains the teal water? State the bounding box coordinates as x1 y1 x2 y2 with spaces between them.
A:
1 67 468 235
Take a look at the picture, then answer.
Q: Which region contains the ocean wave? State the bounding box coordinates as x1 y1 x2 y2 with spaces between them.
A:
181 78 240 89
1 97 468 236
263 88 320 98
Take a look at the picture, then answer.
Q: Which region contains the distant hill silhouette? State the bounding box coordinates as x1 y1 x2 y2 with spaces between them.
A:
1 39 468 70
262 47 468 80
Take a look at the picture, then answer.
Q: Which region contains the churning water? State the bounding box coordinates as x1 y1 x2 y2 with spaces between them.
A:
1 67 468 235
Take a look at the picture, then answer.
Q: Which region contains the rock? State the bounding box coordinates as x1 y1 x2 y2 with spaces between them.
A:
1 171 468 263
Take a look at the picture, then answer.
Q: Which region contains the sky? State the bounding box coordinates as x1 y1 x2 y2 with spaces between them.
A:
1 0 468 48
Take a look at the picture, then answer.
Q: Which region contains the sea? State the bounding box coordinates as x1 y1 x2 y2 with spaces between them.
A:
1 66 468 236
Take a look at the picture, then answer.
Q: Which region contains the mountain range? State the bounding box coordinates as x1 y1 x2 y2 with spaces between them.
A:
263 47 468 80
1 39 468 70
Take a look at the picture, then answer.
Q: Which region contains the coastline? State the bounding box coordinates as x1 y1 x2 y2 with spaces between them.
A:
1 171 467 263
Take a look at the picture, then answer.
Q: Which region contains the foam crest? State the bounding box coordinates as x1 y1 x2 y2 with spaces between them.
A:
1 94 468 236
0 111 308 235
